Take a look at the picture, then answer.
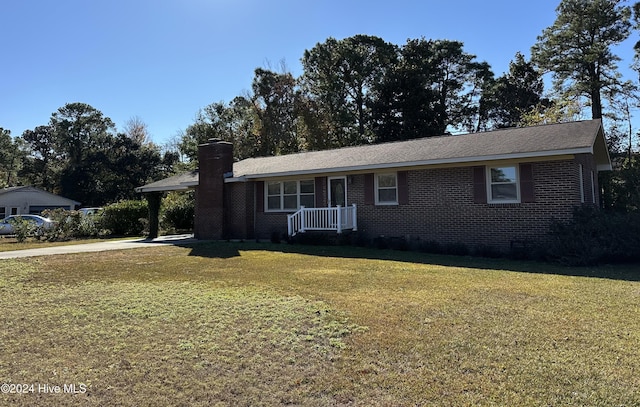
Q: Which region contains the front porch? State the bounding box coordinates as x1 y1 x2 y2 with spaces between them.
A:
287 204 357 237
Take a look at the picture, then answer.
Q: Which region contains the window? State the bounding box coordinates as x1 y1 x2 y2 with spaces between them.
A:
266 180 315 211
376 173 398 205
488 166 519 203
300 180 315 208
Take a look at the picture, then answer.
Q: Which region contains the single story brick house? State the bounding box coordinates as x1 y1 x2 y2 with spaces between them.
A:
0 186 80 218
137 119 611 250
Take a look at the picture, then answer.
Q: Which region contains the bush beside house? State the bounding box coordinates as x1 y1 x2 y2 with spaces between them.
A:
543 207 640 266
100 200 149 236
160 192 194 233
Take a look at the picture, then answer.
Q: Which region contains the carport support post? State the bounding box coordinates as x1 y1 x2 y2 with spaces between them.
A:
145 192 162 239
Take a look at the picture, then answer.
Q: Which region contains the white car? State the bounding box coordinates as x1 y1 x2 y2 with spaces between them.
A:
0 215 55 235
78 207 103 216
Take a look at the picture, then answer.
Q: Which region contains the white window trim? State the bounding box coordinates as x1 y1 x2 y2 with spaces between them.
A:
265 179 315 212
375 172 399 205
487 165 520 204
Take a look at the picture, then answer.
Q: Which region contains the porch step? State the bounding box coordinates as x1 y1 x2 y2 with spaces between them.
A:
287 205 357 237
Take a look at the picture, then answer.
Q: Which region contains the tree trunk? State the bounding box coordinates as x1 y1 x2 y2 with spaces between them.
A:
591 88 603 120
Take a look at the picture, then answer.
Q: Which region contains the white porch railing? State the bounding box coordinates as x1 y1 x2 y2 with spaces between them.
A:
287 204 357 237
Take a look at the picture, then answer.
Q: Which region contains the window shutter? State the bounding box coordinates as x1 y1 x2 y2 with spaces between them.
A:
364 173 374 205
256 181 264 212
520 163 535 203
315 177 326 207
473 166 487 204
398 171 408 205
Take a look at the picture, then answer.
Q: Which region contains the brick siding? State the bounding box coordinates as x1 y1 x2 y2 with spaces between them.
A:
240 155 598 250
218 155 599 251
352 159 583 250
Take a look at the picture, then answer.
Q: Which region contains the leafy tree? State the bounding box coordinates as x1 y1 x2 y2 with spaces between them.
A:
20 125 61 190
605 154 640 211
371 39 440 142
427 40 494 134
104 133 167 202
49 103 117 204
301 35 398 146
0 128 26 187
250 68 301 156
531 0 632 119
179 97 259 162
371 39 493 142
50 102 116 167
631 2 640 64
486 52 546 129
179 103 226 163
518 98 586 127
20 103 172 205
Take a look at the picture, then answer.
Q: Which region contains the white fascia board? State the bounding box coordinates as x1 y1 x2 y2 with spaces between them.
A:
233 148 590 181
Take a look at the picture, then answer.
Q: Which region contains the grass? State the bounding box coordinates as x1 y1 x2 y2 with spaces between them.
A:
0 241 639 406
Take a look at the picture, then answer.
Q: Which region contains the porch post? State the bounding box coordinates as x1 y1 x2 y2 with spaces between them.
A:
352 204 357 231
145 191 162 239
336 205 342 234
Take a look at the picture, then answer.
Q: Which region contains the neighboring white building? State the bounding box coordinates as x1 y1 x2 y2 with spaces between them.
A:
0 186 80 218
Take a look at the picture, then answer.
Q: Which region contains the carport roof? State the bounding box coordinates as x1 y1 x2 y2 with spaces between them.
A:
134 171 198 193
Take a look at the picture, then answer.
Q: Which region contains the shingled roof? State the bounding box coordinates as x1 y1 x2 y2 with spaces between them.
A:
134 171 198 193
231 119 610 180
135 120 610 192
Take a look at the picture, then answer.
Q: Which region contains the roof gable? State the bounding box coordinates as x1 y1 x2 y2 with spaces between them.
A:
0 186 81 206
232 119 608 179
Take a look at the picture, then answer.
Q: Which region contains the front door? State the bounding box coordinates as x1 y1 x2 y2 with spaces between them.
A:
328 177 347 207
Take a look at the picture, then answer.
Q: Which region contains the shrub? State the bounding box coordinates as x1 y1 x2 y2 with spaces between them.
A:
101 200 149 236
270 230 283 244
40 208 104 241
545 207 640 266
442 241 470 256
419 240 443 254
9 217 38 243
472 244 503 258
161 192 194 232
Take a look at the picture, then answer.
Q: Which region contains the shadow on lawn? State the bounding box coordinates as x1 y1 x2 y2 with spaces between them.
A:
184 240 640 282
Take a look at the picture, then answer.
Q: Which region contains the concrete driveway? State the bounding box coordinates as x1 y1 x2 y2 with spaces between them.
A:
0 234 199 259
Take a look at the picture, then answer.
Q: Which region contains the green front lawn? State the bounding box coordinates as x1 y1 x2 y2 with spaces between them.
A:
1 242 638 406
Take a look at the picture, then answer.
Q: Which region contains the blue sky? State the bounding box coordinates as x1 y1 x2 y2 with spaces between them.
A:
1 0 637 146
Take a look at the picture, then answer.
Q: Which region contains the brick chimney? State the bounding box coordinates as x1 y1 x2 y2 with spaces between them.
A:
194 139 233 240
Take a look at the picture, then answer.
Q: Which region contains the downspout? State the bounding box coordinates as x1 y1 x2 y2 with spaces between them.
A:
253 181 257 242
